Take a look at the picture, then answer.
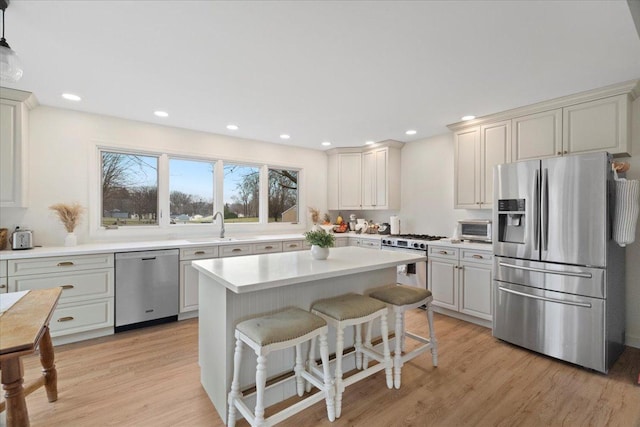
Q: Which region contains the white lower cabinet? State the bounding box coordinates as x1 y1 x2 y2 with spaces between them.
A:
7 253 115 343
348 237 381 249
0 260 7 293
179 246 220 314
428 245 493 324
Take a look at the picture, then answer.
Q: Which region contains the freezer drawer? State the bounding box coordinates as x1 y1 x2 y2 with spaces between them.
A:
493 281 606 372
495 256 605 298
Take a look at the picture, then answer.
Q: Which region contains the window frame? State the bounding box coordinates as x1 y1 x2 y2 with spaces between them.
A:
90 144 305 240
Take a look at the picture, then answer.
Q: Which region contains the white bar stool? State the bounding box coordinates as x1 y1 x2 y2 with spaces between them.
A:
227 307 335 427
311 293 393 419
369 285 438 389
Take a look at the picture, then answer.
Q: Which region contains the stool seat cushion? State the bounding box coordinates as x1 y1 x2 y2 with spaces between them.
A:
236 307 327 346
370 285 432 306
312 293 387 321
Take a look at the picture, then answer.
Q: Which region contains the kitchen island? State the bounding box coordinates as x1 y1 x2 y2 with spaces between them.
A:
193 246 426 422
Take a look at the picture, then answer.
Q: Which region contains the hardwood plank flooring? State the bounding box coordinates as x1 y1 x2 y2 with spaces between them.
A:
5 312 640 426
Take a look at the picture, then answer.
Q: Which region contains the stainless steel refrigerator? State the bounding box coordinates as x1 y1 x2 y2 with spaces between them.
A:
492 151 625 373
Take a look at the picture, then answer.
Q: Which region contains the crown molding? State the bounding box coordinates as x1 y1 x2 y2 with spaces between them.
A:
447 79 640 131
325 139 404 155
0 87 39 109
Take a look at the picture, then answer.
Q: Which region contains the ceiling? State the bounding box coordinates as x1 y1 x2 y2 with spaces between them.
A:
2 1 640 150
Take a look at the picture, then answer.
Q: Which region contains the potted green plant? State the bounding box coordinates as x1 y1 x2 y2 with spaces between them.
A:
304 229 335 260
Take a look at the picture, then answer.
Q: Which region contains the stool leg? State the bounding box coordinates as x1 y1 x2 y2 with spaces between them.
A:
400 310 407 353
295 343 304 397
255 354 268 425
362 320 373 370
227 337 243 427
393 307 403 389
319 332 336 422
426 302 438 367
334 326 345 419
379 312 393 389
354 324 363 370
306 336 317 393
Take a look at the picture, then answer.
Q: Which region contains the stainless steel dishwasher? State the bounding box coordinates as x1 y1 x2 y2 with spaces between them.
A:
115 249 179 332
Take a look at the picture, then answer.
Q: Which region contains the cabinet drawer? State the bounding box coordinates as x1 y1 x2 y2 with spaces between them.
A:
252 242 282 254
334 238 349 247
282 240 305 252
0 260 6 278
219 244 252 257
460 249 493 265
9 269 114 302
428 246 459 259
8 253 114 276
180 246 219 260
359 239 381 249
50 298 114 337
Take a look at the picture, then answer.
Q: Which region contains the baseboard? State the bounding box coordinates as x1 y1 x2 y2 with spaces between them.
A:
432 306 492 329
625 333 640 349
178 310 198 321
52 327 114 346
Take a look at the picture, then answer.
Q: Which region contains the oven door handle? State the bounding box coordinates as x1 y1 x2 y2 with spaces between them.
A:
498 286 592 308
498 262 592 278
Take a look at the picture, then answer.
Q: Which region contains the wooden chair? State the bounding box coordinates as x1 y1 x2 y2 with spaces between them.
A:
369 285 437 388
227 307 335 427
311 293 393 419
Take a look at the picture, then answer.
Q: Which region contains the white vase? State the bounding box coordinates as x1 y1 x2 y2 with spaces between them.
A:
64 232 77 247
310 245 329 260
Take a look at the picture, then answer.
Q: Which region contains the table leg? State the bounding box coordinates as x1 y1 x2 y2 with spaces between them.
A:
38 326 58 402
1 357 30 427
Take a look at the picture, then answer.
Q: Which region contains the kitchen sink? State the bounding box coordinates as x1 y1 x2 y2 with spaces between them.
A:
187 237 254 243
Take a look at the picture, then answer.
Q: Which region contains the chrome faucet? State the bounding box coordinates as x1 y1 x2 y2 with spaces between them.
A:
213 211 225 238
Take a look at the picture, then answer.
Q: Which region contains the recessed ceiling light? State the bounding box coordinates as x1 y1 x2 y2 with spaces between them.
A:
226 124 239 130
365 141 375 145
61 93 81 101
280 134 290 140
154 111 169 118
461 115 476 121
321 141 331 146
405 130 417 135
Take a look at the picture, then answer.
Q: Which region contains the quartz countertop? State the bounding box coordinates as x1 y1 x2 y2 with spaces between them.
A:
192 246 426 294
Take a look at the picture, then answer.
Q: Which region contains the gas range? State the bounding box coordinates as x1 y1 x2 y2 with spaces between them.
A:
381 234 446 251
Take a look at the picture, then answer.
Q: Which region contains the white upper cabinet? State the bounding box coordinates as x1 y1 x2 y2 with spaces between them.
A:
511 109 562 161
454 127 480 209
1 89 37 208
454 121 509 209
327 141 401 211
563 94 630 156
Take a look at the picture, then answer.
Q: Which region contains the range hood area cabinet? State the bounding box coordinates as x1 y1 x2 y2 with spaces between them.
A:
450 79 639 210
0 88 38 208
327 141 402 211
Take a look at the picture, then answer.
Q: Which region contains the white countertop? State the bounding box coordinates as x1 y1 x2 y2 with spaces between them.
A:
192 246 427 294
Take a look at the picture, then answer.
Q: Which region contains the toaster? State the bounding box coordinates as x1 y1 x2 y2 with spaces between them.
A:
11 227 34 250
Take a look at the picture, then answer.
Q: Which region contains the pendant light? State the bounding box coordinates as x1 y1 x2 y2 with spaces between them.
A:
0 0 23 82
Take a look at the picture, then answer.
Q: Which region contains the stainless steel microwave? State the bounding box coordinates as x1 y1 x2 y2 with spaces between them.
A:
458 220 492 243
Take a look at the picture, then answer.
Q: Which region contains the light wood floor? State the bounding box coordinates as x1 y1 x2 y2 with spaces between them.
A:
6 312 640 426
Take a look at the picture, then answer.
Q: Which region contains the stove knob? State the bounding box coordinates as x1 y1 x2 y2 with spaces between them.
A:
413 243 419 248
420 243 426 249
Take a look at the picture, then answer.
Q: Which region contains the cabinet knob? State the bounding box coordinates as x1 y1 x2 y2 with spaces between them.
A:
232 248 242 252
563 150 568 154
61 284 75 290
265 246 273 249
0 284 6 289
472 254 484 259
557 151 562 155
288 244 298 248
57 316 74 322
439 250 448 255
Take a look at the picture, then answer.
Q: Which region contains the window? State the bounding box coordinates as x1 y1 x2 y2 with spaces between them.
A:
101 151 158 226
169 158 214 224
223 163 259 223
268 168 298 223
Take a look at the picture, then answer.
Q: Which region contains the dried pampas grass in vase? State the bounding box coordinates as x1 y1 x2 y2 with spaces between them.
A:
49 202 84 246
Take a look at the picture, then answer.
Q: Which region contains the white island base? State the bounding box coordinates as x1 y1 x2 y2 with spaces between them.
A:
194 247 427 423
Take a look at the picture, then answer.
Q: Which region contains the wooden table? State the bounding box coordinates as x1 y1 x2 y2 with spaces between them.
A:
0 287 62 427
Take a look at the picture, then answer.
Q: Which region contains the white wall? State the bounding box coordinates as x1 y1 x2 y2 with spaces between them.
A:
400 96 640 348
0 106 329 246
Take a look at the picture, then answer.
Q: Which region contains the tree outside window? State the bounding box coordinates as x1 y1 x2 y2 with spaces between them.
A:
268 168 298 223
223 164 259 222
101 151 158 226
169 158 214 224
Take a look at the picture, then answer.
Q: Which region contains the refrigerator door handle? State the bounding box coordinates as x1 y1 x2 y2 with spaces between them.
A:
541 168 549 252
498 262 593 278
534 169 540 251
498 286 592 308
